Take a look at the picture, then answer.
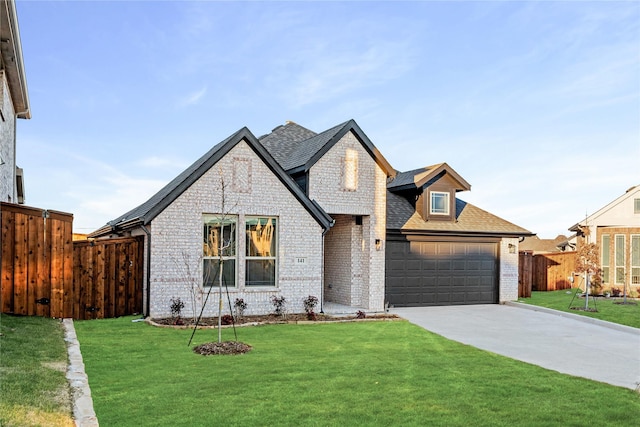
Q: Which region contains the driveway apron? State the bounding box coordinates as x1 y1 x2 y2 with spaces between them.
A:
391 304 640 390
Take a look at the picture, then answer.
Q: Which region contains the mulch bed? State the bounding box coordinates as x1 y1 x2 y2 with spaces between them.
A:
152 312 398 327
156 312 399 356
193 341 252 356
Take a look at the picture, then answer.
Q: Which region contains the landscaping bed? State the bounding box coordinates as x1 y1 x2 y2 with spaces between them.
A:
149 312 399 327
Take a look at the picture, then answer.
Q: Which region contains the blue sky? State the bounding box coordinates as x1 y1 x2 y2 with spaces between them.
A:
14 0 640 237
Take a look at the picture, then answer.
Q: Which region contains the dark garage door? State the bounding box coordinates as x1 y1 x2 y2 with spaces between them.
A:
385 240 498 307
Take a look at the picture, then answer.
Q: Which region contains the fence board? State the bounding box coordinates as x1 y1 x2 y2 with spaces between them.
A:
13 212 28 315
518 251 533 298
1 209 15 313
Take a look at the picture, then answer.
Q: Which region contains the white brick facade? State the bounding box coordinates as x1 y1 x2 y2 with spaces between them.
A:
499 237 519 302
0 73 17 203
146 141 324 318
309 131 387 311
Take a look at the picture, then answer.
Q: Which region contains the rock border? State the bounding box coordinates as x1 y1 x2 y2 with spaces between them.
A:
63 319 99 427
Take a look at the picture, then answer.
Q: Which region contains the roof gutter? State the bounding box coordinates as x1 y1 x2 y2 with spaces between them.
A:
1 0 30 119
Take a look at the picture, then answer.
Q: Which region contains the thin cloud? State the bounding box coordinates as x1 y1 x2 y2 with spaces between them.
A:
177 86 208 108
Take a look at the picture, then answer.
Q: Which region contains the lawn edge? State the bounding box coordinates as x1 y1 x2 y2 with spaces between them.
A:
505 301 640 336
63 319 99 427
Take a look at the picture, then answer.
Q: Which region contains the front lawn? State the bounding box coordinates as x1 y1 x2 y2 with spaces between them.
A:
518 289 640 328
75 317 640 426
0 314 74 427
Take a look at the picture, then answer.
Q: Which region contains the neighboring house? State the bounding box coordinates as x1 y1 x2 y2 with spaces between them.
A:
519 235 572 254
385 163 532 306
569 185 640 291
0 0 30 204
91 120 532 317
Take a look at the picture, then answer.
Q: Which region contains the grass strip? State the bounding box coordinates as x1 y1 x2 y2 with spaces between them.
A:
75 316 640 426
518 289 640 328
0 314 74 427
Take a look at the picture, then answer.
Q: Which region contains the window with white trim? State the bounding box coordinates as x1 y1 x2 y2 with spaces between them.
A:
601 234 610 284
632 235 640 285
615 235 625 284
203 215 237 287
245 217 277 286
634 198 640 214
430 191 450 215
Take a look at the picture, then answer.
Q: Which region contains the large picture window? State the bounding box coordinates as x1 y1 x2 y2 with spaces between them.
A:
632 235 640 285
430 191 450 215
601 235 610 284
203 215 237 287
246 217 277 286
615 235 625 285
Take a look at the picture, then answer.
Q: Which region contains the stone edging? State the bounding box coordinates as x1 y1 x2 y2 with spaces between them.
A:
63 319 99 427
145 315 401 329
505 301 640 336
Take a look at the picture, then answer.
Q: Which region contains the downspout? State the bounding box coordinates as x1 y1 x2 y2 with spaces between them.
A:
140 225 152 318
320 219 335 314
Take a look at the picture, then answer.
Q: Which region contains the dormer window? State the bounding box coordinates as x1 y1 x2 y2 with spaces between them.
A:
430 191 450 215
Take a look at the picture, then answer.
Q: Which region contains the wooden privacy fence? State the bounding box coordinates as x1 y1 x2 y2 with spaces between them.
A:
1 202 143 319
518 251 533 298
519 250 578 293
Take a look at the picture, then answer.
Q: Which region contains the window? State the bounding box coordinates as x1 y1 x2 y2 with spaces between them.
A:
430 191 450 215
601 235 610 284
343 149 358 191
615 235 625 284
635 198 640 214
246 217 277 286
632 235 640 285
203 215 237 287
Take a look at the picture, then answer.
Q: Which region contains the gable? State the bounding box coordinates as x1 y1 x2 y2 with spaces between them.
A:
90 127 332 237
570 185 640 232
260 119 395 178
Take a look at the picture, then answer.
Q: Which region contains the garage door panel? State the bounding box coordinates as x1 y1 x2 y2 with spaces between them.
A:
386 240 498 307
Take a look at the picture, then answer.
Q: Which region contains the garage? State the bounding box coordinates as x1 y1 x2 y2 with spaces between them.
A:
385 239 498 307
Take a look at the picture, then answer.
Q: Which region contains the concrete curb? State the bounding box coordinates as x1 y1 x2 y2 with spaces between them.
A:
505 301 640 336
63 319 99 427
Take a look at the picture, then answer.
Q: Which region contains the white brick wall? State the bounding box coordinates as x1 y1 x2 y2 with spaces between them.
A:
0 73 17 203
147 141 324 318
499 237 519 302
309 131 387 311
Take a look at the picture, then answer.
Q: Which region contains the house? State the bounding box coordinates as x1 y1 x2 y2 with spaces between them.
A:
0 0 30 204
569 185 640 292
385 163 532 306
519 235 573 254
91 120 532 317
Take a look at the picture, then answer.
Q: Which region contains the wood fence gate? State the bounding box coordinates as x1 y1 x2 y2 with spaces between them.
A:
1 202 143 319
518 250 578 294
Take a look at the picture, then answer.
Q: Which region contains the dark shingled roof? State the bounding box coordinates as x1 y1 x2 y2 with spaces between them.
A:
260 119 395 176
386 191 533 236
388 163 471 192
89 127 333 237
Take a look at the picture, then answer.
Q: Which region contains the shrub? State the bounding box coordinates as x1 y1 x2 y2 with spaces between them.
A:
303 295 319 320
610 287 622 297
356 310 366 319
221 314 234 325
271 295 287 318
169 297 185 319
234 298 247 318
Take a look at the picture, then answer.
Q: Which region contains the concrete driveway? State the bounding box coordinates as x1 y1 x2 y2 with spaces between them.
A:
391 303 640 390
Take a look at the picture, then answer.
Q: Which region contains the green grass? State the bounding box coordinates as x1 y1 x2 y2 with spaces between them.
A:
518 289 640 328
0 314 74 427
75 317 640 426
